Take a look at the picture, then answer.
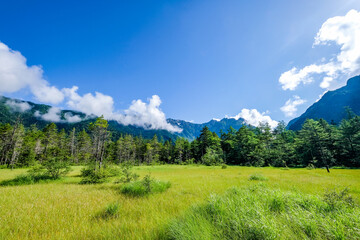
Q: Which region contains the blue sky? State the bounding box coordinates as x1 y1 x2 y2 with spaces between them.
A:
1 0 360 129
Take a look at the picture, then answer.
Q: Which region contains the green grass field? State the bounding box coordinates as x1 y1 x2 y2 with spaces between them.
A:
1 166 360 239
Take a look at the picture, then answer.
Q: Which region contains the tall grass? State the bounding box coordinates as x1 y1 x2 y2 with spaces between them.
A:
165 185 360 239
1 166 360 239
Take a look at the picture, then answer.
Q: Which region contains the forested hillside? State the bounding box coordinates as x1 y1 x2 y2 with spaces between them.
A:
1 113 360 169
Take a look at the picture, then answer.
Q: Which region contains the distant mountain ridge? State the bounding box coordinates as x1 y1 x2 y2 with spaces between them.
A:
0 96 245 141
288 75 360 130
168 118 245 140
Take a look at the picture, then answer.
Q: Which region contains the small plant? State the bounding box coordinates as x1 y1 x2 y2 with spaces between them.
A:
221 164 228 169
249 173 268 181
306 163 315 170
120 174 171 197
142 174 152 193
96 202 121 219
116 162 139 183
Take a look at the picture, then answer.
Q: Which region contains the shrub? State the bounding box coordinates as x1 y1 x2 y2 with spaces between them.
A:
80 167 109 184
80 164 120 184
115 162 139 183
0 161 69 186
249 173 268 181
164 186 360 240
120 174 171 197
42 158 71 179
221 164 227 169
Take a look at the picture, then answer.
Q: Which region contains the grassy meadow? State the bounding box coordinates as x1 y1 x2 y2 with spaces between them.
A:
1 165 360 239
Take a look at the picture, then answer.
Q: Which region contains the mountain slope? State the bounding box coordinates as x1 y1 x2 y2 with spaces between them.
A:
288 75 360 130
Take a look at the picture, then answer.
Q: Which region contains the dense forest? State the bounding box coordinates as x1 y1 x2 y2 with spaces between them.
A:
1 111 360 171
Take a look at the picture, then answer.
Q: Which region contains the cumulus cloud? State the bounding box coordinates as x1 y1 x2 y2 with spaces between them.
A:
5 100 32 112
63 86 114 117
280 96 307 117
0 42 64 104
34 107 62 122
229 109 278 129
35 107 82 123
279 9 360 90
116 95 182 132
64 112 83 123
62 88 181 132
0 42 181 132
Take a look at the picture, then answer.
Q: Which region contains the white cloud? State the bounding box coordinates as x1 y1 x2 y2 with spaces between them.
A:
280 96 307 117
35 107 62 122
5 100 32 112
63 86 114 117
0 42 64 104
62 87 181 132
34 107 83 123
64 112 83 123
0 42 181 132
229 109 278 129
116 95 182 133
279 9 360 90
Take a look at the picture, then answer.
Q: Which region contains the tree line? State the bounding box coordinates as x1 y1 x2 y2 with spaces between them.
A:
1 113 360 169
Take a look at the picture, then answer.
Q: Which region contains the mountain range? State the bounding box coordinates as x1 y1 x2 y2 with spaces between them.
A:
0 96 245 141
2 75 359 139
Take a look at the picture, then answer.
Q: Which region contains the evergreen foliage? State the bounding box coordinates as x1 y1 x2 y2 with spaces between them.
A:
2 114 360 169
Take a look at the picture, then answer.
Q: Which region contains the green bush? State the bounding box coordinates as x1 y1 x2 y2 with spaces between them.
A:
42 158 71 179
164 186 360 240
249 173 268 181
80 168 110 184
80 164 120 184
221 164 228 169
115 162 139 183
0 161 69 186
120 174 171 197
